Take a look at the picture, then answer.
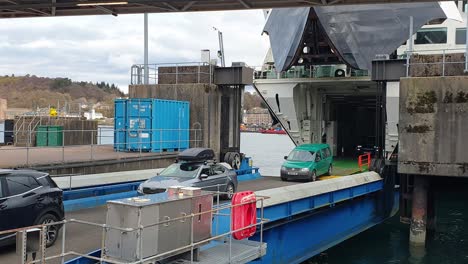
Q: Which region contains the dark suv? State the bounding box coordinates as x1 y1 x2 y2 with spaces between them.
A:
0 169 64 247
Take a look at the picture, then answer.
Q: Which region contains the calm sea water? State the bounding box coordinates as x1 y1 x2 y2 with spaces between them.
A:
240 132 468 264
240 132 294 176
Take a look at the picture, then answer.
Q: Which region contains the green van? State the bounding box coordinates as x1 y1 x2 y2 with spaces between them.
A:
280 143 333 182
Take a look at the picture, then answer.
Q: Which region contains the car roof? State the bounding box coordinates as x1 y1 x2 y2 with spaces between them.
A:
0 169 48 178
294 144 330 151
178 160 219 166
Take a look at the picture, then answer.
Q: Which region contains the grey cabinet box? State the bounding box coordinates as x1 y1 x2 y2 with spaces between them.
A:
104 192 212 263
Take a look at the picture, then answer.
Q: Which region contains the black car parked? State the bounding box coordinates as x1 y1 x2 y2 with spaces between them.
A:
0 169 64 247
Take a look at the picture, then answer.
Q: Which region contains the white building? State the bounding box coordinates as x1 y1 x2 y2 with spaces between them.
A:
84 109 104 120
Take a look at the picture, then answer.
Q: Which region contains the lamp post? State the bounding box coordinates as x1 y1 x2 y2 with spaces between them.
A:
144 13 149 84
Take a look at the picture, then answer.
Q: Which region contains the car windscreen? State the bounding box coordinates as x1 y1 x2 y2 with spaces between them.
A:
287 150 315 162
157 163 201 178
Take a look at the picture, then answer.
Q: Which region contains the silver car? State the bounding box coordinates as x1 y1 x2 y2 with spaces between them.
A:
137 161 238 199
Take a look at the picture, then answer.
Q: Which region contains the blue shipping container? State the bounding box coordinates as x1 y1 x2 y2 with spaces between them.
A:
152 99 190 152
114 98 190 152
114 99 127 151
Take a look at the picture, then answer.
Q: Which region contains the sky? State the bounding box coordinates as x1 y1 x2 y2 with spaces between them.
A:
0 10 270 93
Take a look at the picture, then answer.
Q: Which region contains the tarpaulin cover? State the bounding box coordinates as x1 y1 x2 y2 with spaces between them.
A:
264 3 459 71
263 7 310 72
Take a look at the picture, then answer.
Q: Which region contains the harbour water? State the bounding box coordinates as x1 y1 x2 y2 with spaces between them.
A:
240 133 468 264
240 132 294 177
321 187 468 264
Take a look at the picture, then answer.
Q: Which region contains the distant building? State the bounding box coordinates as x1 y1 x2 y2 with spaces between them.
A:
84 109 104 120
5 108 31 119
243 107 272 126
0 98 6 120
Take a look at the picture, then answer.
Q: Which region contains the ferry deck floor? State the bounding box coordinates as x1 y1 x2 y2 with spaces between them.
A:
0 176 300 264
0 157 366 263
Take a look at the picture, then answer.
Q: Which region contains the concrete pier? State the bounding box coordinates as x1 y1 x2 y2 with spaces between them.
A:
130 83 222 159
409 175 428 245
0 145 177 175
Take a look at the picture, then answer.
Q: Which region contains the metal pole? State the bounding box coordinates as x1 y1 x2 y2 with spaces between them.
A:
465 4 468 72
61 223 66 264
216 185 220 236
41 226 47 264
27 131 30 166
20 231 26 264
260 198 264 255
62 129 65 163
442 49 446 77
409 175 428 245
139 226 143 263
139 128 142 158
190 214 194 263
406 16 414 77
144 13 149 85
218 31 225 67
90 131 94 161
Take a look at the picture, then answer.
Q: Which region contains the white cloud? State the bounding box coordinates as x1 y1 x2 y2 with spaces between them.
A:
0 10 269 93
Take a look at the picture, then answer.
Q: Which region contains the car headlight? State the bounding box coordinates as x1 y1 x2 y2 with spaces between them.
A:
137 184 144 194
300 168 309 172
281 166 287 170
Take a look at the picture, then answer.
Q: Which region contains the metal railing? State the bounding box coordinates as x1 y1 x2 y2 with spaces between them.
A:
252 65 369 80
2 190 269 264
130 62 214 85
0 127 203 167
404 47 468 77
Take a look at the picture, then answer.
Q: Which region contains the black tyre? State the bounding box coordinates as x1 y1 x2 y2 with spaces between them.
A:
224 152 233 163
231 153 241 170
335 69 346 77
35 213 59 247
281 176 288 182
223 183 235 200
326 165 333 176
310 170 317 182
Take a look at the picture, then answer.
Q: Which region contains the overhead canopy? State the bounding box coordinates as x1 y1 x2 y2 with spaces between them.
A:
264 2 461 71
0 0 454 19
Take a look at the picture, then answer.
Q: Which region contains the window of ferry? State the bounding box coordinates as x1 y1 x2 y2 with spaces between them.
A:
415 28 447 44
456 28 467 45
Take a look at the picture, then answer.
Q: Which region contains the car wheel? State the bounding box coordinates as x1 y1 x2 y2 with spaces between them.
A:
327 165 333 176
281 176 288 182
231 153 241 170
310 170 317 182
35 214 59 248
223 183 235 200
224 152 233 163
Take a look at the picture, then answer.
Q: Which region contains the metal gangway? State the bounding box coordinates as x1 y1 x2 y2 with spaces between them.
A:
3 190 269 264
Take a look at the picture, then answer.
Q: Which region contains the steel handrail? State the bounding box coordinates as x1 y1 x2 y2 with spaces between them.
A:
10 191 270 264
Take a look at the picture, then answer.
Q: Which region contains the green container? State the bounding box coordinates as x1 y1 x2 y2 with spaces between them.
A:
47 126 63 147
36 126 48 147
36 125 63 147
